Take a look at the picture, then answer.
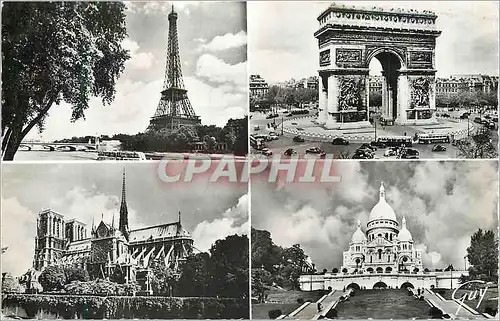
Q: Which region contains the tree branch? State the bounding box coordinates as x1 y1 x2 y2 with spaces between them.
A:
20 90 60 138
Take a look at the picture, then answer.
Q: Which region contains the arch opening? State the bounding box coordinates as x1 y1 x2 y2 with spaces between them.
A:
346 283 361 291
373 281 388 289
401 282 414 289
368 50 402 124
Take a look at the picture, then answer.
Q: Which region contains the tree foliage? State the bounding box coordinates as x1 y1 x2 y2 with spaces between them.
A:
251 228 309 293
455 127 498 159
39 266 67 291
65 265 90 283
56 117 248 156
176 253 210 297
2 273 24 293
465 229 498 282
159 234 250 299
1 2 129 160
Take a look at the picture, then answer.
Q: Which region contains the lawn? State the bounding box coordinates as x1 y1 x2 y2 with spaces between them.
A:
251 289 326 319
335 289 431 319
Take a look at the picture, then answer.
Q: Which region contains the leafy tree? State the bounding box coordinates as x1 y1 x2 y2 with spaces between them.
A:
2 272 24 293
39 265 66 291
369 92 382 107
209 234 249 299
252 268 272 302
177 253 211 297
251 228 281 271
1 2 129 160
465 229 498 282
455 127 497 159
150 260 179 296
65 265 90 283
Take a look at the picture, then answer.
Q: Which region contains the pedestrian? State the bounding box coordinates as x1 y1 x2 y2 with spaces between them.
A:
317 302 323 313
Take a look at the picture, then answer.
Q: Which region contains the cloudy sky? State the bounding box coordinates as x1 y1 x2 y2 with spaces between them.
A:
1 163 248 276
251 161 498 271
26 1 247 141
249 1 499 83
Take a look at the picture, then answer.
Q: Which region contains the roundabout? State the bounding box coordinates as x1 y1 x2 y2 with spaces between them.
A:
279 114 473 143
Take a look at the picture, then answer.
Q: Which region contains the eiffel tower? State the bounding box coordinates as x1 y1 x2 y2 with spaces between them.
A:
147 5 201 132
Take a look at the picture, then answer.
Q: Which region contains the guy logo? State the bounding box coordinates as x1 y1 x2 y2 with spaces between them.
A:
452 280 495 316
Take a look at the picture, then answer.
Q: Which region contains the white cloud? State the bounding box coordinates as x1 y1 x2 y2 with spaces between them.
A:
185 76 247 127
249 1 499 82
122 38 155 70
192 194 248 252
1 198 37 276
128 1 201 16
199 31 247 52
196 54 247 89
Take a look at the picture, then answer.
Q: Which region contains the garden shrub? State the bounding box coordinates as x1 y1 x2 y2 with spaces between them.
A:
1 294 248 319
268 308 282 319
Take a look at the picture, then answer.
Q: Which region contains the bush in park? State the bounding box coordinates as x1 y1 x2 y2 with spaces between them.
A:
1 273 24 293
429 307 443 319
268 308 282 319
38 266 66 291
2 294 249 319
63 279 141 296
325 308 337 318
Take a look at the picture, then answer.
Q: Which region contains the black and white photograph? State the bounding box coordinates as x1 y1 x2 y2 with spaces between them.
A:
2 1 248 161
249 1 498 159
251 161 499 319
1 163 249 319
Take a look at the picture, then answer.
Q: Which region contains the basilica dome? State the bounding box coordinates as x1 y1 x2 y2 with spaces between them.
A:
397 217 413 242
368 182 397 223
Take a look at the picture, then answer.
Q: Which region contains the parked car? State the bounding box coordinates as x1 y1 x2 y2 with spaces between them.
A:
352 150 374 159
360 143 376 151
261 148 273 156
370 141 386 148
441 113 451 118
474 117 483 124
400 149 420 159
331 137 349 145
384 149 397 157
432 145 447 152
460 113 469 119
293 135 305 142
254 125 260 131
267 134 279 141
306 147 324 154
284 148 297 156
485 121 496 130
266 113 279 119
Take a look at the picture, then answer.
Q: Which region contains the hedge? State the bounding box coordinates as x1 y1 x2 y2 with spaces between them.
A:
2 294 249 319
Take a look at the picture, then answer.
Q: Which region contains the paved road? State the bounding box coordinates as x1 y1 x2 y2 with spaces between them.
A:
251 110 498 159
252 135 459 159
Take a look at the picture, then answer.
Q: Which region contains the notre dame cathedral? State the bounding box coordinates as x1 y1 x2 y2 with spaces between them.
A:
32 170 194 291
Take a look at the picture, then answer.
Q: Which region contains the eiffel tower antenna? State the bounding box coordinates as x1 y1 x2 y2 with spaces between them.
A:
147 4 201 132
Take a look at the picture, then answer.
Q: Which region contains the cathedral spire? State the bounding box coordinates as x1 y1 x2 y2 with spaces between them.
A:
356 219 361 229
178 211 182 225
402 216 407 228
379 181 385 200
119 168 130 240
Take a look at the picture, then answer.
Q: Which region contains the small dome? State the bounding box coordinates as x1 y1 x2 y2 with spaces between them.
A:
368 182 397 223
397 217 413 242
351 220 367 243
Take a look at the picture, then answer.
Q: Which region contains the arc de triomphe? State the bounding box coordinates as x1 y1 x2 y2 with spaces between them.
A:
315 4 441 129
